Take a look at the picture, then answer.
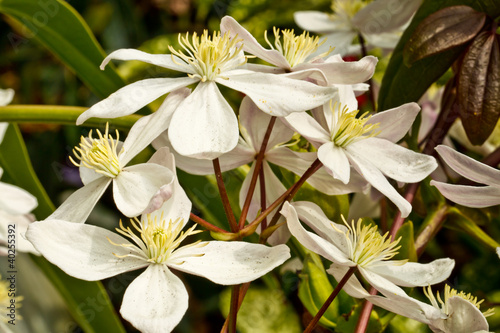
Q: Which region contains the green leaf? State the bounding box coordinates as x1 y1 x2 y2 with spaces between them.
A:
0 0 125 99
403 6 486 65
447 206 500 249
378 0 500 110
0 124 125 333
335 301 383 333
393 221 418 262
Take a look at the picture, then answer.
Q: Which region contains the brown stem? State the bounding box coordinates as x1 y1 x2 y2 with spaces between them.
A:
358 33 376 112
190 213 228 234
415 205 449 256
239 117 277 229
304 266 358 333
228 284 240 333
388 182 420 241
354 287 378 333
221 282 251 333
259 165 267 230
213 158 238 232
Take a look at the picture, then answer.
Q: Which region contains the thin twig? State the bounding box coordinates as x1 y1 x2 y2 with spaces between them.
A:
213 158 238 232
189 213 228 233
259 166 267 230
354 287 378 333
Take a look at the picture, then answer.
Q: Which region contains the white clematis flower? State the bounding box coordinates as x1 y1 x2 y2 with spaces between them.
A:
26 180 290 333
0 88 15 144
368 284 494 333
284 101 437 217
430 145 500 208
280 201 454 299
77 25 337 160
220 16 378 86
294 0 422 55
47 123 175 223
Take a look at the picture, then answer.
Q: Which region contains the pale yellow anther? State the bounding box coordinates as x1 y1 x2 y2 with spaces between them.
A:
329 102 380 147
334 216 406 268
69 123 123 178
265 27 333 67
111 214 206 264
424 285 495 317
168 30 247 82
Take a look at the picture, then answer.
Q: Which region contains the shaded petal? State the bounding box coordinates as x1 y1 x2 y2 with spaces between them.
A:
318 142 351 184
294 11 348 33
239 96 294 151
25 220 148 280
0 211 38 255
347 138 437 183
168 82 238 159
170 241 290 284
368 103 421 142
0 88 14 106
114 163 174 217
0 182 37 215
101 48 194 74
345 149 412 217
281 202 352 265
0 123 7 143
364 31 402 49
369 258 454 287
121 265 188 333
294 55 378 85
321 32 358 56
120 88 191 165
219 71 336 116
353 0 422 34
435 145 500 187
76 77 198 125
47 177 111 223
440 297 489 333
359 267 409 297
430 182 500 208
220 16 290 69
327 263 371 298
283 112 330 144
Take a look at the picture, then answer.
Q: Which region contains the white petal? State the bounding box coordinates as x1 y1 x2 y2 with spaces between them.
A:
367 294 440 325
367 103 421 142
76 77 198 125
170 241 290 284
220 16 290 69
318 142 351 184
440 297 489 333
25 220 148 280
0 182 37 215
121 265 188 333
0 123 7 144
114 163 174 217
0 211 38 255
0 88 14 106
294 11 346 33
120 88 191 166
101 48 194 74
321 32 358 56
294 56 378 85
435 145 500 187
353 0 422 34
326 263 371 298
281 202 352 265
47 177 111 223
145 179 192 227
430 181 500 208
219 71 336 117
364 31 402 49
345 149 412 217
359 267 409 297
283 111 330 144
168 82 238 159
369 258 454 287
239 96 294 151
348 138 437 183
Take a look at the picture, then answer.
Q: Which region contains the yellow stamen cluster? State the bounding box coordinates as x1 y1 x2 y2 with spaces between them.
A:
424 285 495 317
329 102 380 147
69 123 122 178
265 27 333 68
330 0 367 23
333 216 407 267
169 30 246 82
0 275 23 323
110 214 206 264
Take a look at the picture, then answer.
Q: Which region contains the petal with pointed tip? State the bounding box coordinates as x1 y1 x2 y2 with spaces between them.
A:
283 112 330 145
318 142 351 184
121 265 188 333
430 181 500 208
0 182 37 215
294 11 348 33
368 103 421 142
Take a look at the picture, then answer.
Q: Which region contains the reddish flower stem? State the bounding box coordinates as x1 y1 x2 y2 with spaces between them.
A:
259 165 267 230
190 213 228 233
213 158 238 232
354 287 378 333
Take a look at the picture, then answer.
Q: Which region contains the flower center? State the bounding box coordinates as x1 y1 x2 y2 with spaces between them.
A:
333 216 406 268
109 214 205 264
265 28 332 68
329 102 380 148
70 123 123 178
424 285 495 317
329 0 367 25
169 30 246 82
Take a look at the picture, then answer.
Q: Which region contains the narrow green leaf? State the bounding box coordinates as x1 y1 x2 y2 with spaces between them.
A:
335 302 383 333
0 124 125 333
0 0 125 98
447 206 500 249
393 221 418 262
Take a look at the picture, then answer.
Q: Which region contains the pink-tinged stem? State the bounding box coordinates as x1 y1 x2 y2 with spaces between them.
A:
354 287 378 333
213 158 238 233
228 284 240 333
239 116 276 229
259 166 267 230
189 213 228 234
304 266 358 333
220 282 251 333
